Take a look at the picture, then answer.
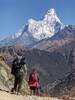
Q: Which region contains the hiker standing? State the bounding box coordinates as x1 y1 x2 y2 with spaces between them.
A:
11 56 27 94
28 69 40 95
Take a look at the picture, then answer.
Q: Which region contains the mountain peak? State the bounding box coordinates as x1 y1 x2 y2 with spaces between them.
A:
44 8 61 23
47 8 56 16
27 8 64 40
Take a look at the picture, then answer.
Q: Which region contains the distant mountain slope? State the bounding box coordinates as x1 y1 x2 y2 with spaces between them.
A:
43 70 75 98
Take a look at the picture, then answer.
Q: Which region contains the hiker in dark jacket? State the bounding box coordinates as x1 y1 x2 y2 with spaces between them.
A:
11 56 27 94
28 69 40 95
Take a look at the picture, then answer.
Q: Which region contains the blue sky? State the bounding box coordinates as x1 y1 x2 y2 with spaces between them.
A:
0 0 75 40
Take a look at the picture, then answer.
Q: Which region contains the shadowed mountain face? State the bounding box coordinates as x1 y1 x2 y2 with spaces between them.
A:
44 70 75 98
0 45 72 87
24 49 71 86
0 39 75 98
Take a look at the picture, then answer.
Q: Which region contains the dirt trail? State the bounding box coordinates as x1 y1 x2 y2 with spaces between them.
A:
0 91 63 100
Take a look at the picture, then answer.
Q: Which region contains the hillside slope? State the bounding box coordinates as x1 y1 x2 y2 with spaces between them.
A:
0 59 30 95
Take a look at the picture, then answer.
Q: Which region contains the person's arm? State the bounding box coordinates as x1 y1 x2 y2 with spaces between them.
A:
11 60 15 74
23 64 27 77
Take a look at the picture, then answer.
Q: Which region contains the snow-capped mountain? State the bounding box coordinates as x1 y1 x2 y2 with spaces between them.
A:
27 8 64 40
0 8 64 47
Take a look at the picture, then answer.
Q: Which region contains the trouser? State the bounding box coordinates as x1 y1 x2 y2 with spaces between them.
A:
11 74 23 93
30 87 40 95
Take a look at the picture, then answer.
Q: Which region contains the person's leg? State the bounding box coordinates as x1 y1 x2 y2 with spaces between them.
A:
33 87 36 95
17 75 23 94
11 77 18 93
17 81 22 93
30 87 33 95
36 88 40 96
30 87 36 95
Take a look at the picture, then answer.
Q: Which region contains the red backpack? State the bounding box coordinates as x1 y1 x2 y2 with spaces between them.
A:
29 72 38 82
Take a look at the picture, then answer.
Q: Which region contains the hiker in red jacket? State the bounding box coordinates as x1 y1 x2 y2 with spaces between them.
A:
28 69 40 95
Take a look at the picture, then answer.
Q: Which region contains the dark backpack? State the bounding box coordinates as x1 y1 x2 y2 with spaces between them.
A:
11 58 20 75
11 57 27 78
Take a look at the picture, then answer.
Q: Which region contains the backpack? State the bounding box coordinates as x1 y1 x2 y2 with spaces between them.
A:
29 72 39 82
11 57 27 78
11 58 20 75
